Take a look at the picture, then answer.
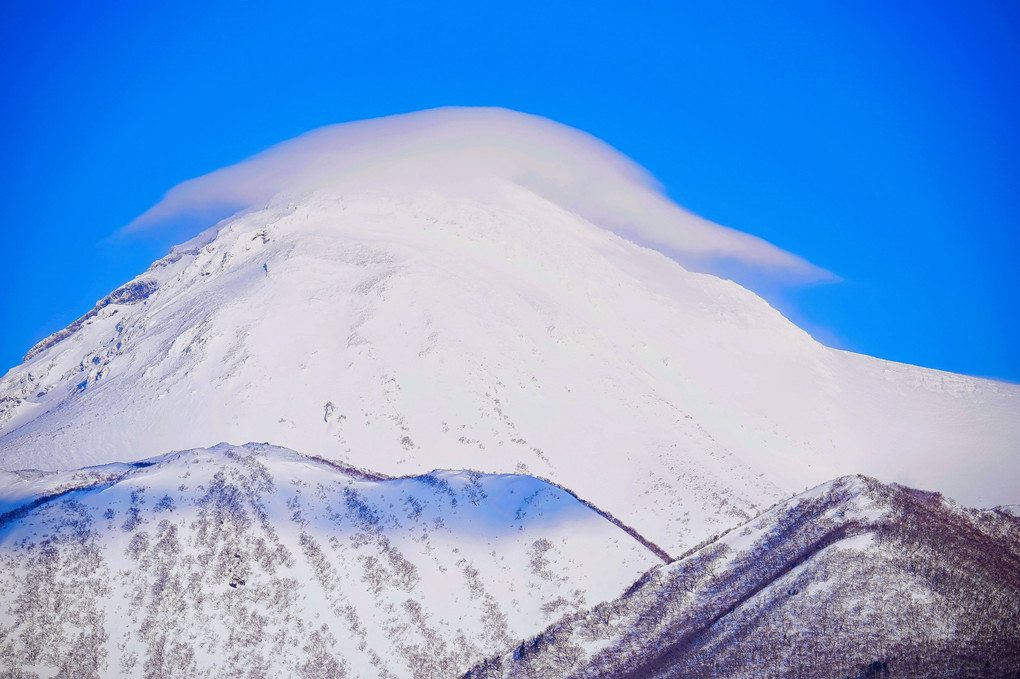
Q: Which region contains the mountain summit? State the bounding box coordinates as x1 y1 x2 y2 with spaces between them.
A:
1 109 1018 559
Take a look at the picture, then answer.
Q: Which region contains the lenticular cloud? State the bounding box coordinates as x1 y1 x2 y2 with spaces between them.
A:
127 107 829 281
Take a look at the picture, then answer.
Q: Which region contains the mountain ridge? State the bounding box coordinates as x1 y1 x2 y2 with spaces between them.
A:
465 474 1020 678
0 441 673 565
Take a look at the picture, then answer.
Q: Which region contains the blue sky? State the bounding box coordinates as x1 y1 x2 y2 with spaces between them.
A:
2 0 1018 381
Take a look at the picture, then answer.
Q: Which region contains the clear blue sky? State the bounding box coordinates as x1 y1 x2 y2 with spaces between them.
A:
2 0 1018 381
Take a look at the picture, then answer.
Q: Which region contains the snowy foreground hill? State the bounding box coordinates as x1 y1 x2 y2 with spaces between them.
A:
1 108 1018 677
0 443 663 677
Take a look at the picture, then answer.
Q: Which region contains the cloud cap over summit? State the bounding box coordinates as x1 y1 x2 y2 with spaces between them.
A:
128 107 830 281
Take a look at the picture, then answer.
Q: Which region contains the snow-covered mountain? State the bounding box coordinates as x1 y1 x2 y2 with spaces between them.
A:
1 108 1019 679
0 443 663 678
1 109 1018 560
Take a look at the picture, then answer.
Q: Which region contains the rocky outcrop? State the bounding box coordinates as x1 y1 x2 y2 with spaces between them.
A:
22 279 157 363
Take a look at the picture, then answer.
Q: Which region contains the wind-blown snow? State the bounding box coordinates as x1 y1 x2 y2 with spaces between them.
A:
126 107 829 280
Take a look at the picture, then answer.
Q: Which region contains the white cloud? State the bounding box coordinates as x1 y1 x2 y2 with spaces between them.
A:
127 107 831 281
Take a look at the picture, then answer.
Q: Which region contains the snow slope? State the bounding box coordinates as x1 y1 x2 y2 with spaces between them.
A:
1 111 1018 558
0 443 662 678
